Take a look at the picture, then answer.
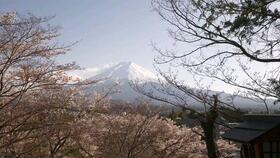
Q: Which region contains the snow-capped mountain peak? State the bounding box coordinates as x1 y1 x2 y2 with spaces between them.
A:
88 61 158 82
73 61 159 102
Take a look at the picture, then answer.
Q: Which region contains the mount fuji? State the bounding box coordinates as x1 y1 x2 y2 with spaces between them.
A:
84 61 159 102
73 61 277 112
89 61 158 82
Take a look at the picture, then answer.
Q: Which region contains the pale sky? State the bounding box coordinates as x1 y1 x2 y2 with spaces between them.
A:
0 0 262 94
0 0 173 71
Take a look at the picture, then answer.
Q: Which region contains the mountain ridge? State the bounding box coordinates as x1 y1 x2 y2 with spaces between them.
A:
73 61 278 112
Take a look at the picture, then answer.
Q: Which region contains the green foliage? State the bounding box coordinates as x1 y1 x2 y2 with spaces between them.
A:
191 0 280 41
167 109 193 125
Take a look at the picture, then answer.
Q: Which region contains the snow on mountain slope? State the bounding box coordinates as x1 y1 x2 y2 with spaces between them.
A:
88 61 158 82
81 61 159 102
72 61 278 112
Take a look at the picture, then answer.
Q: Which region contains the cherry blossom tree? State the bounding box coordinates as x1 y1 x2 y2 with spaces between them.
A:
75 113 237 158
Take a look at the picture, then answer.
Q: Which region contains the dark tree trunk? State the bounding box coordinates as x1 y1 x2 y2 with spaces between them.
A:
201 95 220 158
201 119 219 158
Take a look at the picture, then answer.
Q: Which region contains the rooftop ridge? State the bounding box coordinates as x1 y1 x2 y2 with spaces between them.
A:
244 114 280 123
